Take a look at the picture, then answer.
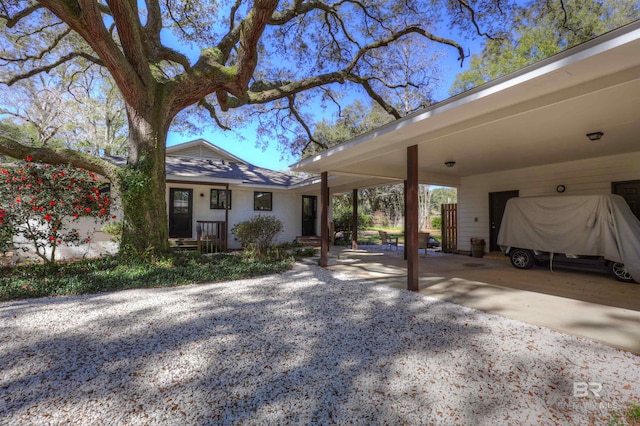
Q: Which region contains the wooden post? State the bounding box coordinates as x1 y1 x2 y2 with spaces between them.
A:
403 180 407 261
352 188 358 250
406 145 419 291
320 172 329 267
224 183 229 251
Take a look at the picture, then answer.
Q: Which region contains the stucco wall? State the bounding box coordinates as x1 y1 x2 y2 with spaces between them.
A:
11 217 119 262
457 151 640 252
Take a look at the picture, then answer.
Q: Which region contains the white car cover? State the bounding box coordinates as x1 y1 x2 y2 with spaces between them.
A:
497 195 640 283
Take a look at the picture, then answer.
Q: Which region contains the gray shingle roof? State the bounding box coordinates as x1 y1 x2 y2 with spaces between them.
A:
107 155 307 188
165 156 304 187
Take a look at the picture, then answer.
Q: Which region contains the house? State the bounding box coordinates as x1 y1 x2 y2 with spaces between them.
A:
162 139 319 249
7 138 322 261
289 21 640 290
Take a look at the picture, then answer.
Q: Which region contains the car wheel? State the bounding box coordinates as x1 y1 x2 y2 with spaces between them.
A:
510 249 535 269
608 262 635 283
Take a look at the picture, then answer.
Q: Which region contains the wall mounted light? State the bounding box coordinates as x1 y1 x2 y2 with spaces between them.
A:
444 161 456 168
200 193 205 197
586 131 604 141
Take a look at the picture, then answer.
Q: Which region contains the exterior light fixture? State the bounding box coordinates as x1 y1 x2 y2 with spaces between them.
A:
586 131 604 141
444 161 456 168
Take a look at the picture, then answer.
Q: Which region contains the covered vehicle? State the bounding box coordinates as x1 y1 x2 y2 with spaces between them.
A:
498 195 640 283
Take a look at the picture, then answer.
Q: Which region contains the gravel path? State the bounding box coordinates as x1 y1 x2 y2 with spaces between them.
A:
1 261 639 425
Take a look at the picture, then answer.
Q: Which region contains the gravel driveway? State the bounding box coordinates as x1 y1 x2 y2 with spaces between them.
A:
1 261 639 424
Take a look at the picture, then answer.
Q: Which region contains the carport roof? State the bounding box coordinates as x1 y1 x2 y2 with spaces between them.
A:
290 21 640 193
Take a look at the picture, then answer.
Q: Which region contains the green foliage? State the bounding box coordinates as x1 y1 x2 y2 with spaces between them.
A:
627 400 640 423
305 101 395 158
450 0 639 95
431 187 457 207
231 215 283 256
0 252 294 301
332 205 372 241
0 220 13 255
608 400 640 426
117 162 154 257
102 221 123 243
431 216 442 230
0 159 113 264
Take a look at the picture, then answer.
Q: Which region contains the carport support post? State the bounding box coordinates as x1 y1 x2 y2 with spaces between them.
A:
352 189 358 250
407 145 419 291
320 171 329 267
404 180 407 261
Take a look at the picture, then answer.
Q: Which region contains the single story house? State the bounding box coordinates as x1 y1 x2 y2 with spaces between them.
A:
161 139 320 249
8 21 640 283
6 139 323 261
289 20 640 290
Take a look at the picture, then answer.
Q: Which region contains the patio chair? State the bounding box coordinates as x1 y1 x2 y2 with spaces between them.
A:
418 232 430 255
378 230 398 250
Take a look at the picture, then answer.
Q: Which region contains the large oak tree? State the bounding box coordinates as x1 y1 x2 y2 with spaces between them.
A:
0 0 517 255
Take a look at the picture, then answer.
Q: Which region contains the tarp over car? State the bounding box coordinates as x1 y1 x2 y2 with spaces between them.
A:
498 194 640 283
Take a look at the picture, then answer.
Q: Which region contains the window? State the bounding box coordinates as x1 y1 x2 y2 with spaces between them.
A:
210 189 231 210
254 191 272 211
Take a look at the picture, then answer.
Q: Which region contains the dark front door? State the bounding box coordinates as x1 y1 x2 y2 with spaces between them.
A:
169 188 193 238
302 195 317 236
612 180 640 220
489 190 519 252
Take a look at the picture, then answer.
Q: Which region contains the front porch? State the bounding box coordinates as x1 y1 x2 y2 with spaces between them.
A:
170 220 227 252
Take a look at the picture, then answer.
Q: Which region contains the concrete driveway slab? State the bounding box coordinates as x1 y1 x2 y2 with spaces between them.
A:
328 247 640 354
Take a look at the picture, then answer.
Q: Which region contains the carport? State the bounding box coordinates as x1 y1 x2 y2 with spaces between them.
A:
290 21 640 292
326 247 640 353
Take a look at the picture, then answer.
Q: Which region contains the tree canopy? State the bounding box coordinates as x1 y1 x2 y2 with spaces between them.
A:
450 0 639 95
0 0 587 255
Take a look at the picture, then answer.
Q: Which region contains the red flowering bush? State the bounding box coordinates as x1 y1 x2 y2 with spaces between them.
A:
0 158 114 264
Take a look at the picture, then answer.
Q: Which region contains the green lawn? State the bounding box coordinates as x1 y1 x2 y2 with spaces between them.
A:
0 249 310 301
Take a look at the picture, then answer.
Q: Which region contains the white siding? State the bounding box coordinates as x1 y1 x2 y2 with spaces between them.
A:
458 151 640 252
166 183 302 249
168 145 220 159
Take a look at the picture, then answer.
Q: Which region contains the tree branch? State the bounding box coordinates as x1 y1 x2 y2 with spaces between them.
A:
1 3 43 28
457 0 496 40
287 94 328 150
350 76 401 119
0 134 119 181
198 99 232 131
1 28 72 64
230 0 280 96
105 0 153 87
2 52 103 86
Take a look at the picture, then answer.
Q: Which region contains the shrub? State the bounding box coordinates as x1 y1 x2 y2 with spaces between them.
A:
332 207 372 241
0 159 114 265
102 221 123 242
0 216 12 255
231 215 283 257
431 216 442 230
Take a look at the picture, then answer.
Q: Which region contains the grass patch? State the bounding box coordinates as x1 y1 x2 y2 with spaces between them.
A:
0 250 300 301
608 400 640 426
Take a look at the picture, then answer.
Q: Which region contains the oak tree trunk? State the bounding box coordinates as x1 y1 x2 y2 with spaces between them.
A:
119 103 170 255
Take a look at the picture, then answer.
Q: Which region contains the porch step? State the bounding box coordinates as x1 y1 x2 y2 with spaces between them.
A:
169 239 199 251
296 236 321 247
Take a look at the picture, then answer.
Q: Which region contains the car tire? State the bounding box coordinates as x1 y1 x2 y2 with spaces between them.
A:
510 249 535 269
608 262 636 283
